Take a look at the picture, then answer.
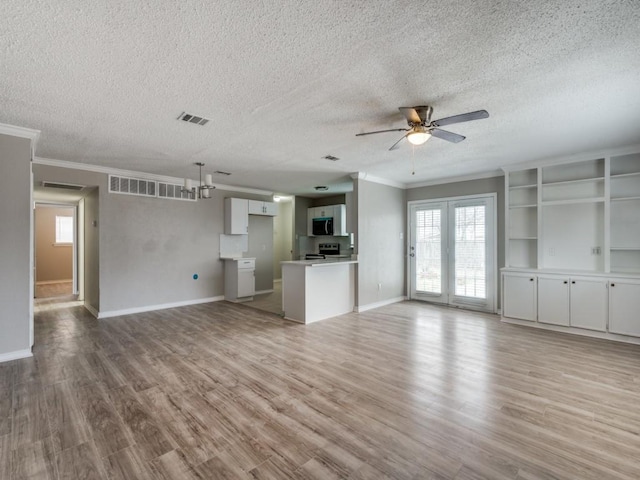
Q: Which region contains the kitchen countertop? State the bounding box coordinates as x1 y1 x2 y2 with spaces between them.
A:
281 258 358 267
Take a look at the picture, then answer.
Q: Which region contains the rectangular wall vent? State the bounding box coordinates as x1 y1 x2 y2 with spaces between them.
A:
109 175 157 198
177 111 210 126
42 181 85 191
157 182 196 202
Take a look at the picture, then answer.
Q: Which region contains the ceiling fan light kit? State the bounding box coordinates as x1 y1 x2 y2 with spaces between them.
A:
356 105 489 151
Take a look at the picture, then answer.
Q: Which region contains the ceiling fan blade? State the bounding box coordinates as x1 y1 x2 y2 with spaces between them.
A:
431 109 489 127
389 133 408 151
430 128 466 143
355 128 408 137
399 107 421 124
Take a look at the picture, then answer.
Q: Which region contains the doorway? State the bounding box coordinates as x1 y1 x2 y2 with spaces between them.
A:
408 194 497 312
34 204 77 300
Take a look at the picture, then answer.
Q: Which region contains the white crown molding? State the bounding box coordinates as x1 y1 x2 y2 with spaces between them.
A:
407 169 503 189
350 172 406 189
0 123 40 151
33 156 274 196
501 143 640 172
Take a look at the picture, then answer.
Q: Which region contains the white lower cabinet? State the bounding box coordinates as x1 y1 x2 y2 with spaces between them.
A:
537 275 570 326
609 279 640 336
568 276 608 331
502 272 537 321
224 258 256 302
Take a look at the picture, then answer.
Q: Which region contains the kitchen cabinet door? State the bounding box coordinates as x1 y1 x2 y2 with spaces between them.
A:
569 276 608 331
537 275 570 326
609 279 640 337
224 198 249 234
248 200 278 216
502 272 537 321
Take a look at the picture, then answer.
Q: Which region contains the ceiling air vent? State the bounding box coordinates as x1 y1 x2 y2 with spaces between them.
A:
177 111 210 126
41 181 85 191
322 155 340 161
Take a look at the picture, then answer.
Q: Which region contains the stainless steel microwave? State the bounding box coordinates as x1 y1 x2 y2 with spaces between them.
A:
312 217 333 236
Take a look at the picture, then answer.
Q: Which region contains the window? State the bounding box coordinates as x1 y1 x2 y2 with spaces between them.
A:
55 216 74 244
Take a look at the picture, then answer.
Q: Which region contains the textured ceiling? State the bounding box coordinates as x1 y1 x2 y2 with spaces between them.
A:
2 1 640 195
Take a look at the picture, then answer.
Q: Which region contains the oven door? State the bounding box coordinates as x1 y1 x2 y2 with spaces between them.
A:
312 217 333 236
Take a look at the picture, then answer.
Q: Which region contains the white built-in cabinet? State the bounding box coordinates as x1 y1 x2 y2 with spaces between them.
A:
502 150 640 342
225 198 278 234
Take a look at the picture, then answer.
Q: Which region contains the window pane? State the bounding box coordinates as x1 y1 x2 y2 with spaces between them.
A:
454 205 486 298
415 209 441 294
56 216 74 243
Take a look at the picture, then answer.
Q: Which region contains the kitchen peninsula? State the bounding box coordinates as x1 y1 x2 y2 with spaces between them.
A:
281 258 357 324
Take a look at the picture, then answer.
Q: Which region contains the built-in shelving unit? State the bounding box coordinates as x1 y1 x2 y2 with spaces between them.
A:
502 148 640 342
610 152 640 273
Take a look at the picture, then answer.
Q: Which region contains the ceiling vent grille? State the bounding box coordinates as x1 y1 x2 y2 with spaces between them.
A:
214 170 231 176
42 181 85 191
322 155 340 161
109 175 156 198
177 111 210 126
157 182 196 202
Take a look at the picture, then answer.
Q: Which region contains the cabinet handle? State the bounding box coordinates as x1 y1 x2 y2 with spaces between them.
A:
571 281 576 284
529 278 534 281
611 283 615 287
563 281 568 284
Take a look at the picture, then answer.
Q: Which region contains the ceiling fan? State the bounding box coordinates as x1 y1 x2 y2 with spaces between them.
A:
356 105 489 151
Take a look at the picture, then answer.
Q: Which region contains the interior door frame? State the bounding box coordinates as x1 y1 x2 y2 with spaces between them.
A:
407 193 498 313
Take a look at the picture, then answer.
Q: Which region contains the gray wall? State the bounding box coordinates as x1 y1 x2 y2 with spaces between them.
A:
0 134 32 357
356 179 406 307
35 205 74 282
406 175 505 308
248 215 275 291
84 188 100 312
273 201 293 280
32 164 274 314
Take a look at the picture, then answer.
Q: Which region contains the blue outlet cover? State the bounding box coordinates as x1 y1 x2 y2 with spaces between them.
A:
193 274 198 280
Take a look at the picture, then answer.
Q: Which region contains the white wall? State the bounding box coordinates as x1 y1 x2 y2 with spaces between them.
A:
0 134 32 359
355 178 406 308
273 201 292 280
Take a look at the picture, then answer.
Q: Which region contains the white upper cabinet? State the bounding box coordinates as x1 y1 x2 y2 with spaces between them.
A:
224 198 249 234
248 200 278 216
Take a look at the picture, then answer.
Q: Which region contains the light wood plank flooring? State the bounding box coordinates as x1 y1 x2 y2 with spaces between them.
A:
2 300 640 479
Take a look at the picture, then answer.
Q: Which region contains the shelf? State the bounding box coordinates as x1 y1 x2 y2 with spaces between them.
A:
542 197 605 206
611 247 640 251
542 176 604 187
509 184 537 190
510 237 537 240
611 196 640 202
611 171 640 179
509 204 537 209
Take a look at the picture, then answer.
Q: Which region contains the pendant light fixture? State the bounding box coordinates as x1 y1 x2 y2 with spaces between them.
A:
182 162 215 199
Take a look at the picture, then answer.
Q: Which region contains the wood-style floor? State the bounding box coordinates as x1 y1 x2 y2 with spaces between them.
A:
2 300 640 479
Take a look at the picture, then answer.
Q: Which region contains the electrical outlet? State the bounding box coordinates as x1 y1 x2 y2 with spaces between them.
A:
378 283 382 291
591 246 601 255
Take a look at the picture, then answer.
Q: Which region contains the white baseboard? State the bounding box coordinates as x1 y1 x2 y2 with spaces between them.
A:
502 317 640 345
273 279 282 283
36 279 73 285
355 296 406 313
97 296 225 319
255 289 274 295
0 348 33 363
84 302 99 318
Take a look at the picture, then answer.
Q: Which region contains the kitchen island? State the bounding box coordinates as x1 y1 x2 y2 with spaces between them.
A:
281 259 357 324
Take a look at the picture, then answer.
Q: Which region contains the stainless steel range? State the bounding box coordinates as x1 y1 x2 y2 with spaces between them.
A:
318 243 340 256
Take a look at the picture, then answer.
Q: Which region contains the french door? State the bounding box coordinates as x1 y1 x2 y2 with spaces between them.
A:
408 194 496 312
